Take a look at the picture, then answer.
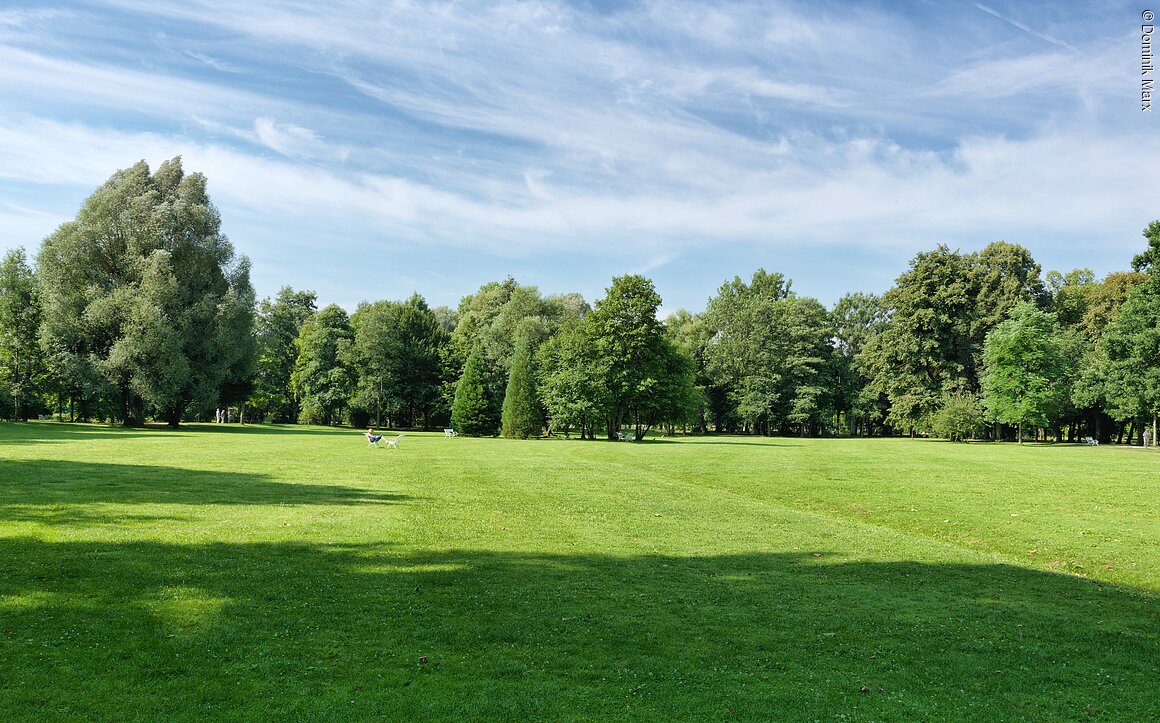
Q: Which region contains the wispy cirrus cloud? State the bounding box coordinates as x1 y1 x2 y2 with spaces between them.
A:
0 0 1152 311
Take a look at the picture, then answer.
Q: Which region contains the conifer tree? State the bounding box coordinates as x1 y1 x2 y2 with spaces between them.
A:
452 349 494 436
501 334 541 438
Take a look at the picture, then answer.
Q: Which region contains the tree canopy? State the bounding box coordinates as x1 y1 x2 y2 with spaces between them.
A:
36 157 255 426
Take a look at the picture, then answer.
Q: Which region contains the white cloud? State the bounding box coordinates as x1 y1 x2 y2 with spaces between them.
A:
253 117 324 159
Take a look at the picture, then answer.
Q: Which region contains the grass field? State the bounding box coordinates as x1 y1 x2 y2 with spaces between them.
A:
2 423 1158 721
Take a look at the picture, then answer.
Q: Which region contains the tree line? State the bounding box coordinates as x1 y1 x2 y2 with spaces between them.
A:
2 158 1157 443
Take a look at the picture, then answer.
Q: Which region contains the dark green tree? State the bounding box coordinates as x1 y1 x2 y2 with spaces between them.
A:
864 246 976 433
291 304 354 426
501 327 541 439
705 270 833 435
536 319 605 439
704 270 792 434
251 287 317 423
452 348 495 436
588 274 668 440
351 294 449 429
969 241 1049 358
1101 222 1160 442
832 292 888 436
665 309 715 433
0 249 43 420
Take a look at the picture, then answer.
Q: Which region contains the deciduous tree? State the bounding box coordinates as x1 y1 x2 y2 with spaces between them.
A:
982 302 1067 442
291 304 354 426
0 249 43 420
37 157 255 426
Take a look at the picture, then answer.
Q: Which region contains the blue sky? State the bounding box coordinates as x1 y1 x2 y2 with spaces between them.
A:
0 0 1155 315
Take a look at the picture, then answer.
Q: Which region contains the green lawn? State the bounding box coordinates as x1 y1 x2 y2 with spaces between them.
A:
2 423 1157 721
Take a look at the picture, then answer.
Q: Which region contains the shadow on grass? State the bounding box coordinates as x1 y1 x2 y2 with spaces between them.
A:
1 536 1155 721
0 459 410 525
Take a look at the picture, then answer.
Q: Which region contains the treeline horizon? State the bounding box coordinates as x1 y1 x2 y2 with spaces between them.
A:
2 158 1158 444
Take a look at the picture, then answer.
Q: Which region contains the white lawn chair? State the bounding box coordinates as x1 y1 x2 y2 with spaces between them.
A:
444 428 458 437
1084 436 1099 446
384 433 406 449
366 431 385 447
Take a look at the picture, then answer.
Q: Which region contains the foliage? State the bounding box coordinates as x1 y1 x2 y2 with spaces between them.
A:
1101 268 1160 425
864 246 976 432
448 279 578 432
251 287 317 423
350 293 447 429
36 157 255 426
0 248 44 420
536 320 605 438
664 309 715 432
451 348 495 436
501 329 541 439
291 304 354 425
981 302 1068 440
864 242 1047 434
587 274 692 439
926 393 986 442
705 270 834 435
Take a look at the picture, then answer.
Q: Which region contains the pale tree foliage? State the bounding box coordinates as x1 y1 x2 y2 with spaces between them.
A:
37 157 255 426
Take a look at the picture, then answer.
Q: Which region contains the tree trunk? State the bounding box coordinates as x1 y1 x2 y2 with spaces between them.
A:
120 384 132 426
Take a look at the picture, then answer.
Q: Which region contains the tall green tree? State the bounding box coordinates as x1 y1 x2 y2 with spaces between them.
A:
832 292 887 435
501 326 541 439
864 246 976 433
449 279 551 431
0 249 43 420
704 270 792 434
536 319 605 439
589 275 669 440
970 241 1048 356
251 287 317 423
665 309 715 433
452 348 494 436
981 302 1068 442
350 293 448 429
1101 221 1160 442
705 270 834 435
37 157 255 426
291 304 354 426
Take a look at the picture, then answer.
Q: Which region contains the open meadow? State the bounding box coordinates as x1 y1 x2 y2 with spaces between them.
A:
1 423 1158 721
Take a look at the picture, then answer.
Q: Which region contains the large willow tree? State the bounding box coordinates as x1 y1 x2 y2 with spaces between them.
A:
37 157 255 426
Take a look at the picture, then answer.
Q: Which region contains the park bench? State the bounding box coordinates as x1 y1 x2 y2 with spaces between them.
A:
444 428 458 437
1084 436 1099 446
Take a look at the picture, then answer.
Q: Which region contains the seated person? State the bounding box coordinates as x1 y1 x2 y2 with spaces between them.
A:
366 428 384 444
